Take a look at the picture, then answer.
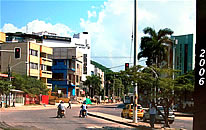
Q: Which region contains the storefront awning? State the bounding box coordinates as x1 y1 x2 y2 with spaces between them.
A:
10 89 24 93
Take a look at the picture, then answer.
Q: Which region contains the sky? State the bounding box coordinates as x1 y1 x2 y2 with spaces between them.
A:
0 0 196 72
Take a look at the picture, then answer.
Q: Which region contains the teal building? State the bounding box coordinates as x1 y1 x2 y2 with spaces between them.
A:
172 34 195 75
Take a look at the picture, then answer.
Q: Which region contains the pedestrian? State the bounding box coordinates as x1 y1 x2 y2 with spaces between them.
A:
149 102 157 128
12 98 15 107
67 100 71 109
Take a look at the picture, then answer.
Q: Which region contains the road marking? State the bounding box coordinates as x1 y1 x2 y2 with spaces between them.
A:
87 126 102 128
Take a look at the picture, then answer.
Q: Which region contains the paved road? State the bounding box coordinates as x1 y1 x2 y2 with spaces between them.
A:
0 106 132 130
88 103 193 130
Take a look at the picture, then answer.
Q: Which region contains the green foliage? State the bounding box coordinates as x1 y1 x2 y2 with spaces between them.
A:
120 65 156 94
174 70 194 91
138 27 173 67
12 74 49 96
113 78 124 96
84 75 102 96
0 80 13 95
53 85 58 92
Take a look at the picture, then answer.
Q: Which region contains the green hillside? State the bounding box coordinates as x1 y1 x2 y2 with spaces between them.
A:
91 60 113 73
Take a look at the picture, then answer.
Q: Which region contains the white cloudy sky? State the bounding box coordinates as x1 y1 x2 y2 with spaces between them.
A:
1 0 196 71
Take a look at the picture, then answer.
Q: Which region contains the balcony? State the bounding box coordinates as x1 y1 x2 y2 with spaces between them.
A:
41 70 52 78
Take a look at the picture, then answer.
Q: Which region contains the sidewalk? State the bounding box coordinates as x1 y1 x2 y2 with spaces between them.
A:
88 112 180 130
0 102 119 111
0 103 82 111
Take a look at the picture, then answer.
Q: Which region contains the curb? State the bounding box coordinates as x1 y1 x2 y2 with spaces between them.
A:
87 112 142 128
88 112 185 130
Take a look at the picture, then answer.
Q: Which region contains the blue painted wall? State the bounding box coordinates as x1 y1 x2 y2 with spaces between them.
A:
48 59 75 97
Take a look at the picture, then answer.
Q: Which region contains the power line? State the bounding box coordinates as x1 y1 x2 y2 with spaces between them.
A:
106 59 147 69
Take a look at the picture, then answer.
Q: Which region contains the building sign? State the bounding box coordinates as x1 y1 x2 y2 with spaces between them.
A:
43 35 71 42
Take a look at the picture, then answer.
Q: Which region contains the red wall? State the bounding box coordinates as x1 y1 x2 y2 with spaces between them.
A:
25 94 40 105
41 95 49 104
24 94 49 105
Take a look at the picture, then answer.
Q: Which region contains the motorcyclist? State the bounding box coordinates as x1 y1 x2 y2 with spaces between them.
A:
79 102 88 117
57 101 66 117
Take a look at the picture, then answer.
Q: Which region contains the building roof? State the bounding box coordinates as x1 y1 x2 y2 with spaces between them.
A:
6 32 42 41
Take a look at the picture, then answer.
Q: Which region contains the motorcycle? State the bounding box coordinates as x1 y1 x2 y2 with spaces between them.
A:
57 109 65 118
81 110 87 118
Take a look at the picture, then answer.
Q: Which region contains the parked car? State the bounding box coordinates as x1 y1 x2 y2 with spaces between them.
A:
121 104 144 119
143 106 175 124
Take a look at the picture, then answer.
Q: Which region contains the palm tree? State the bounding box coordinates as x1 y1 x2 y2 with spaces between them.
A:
138 27 174 67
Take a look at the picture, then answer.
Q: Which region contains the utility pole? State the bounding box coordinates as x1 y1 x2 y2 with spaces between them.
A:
8 64 11 81
133 0 138 123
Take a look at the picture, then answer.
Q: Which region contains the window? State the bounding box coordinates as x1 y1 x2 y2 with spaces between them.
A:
53 60 57 65
47 66 51 71
83 54 87 74
52 73 64 80
48 54 52 59
30 62 38 69
83 54 87 63
40 53 46 58
29 49 38 56
76 75 79 83
77 64 79 69
83 66 87 74
41 64 47 71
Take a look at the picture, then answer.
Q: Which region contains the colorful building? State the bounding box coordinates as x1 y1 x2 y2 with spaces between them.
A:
0 32 6 43
48 47 83 97
0 33 53 89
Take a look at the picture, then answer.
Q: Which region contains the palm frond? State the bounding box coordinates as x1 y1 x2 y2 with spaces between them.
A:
143 27 157 38
158 28 174 39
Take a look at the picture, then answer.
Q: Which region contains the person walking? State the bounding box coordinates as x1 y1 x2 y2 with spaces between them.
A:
12 98 15 107
149 102 157 128
67 100 72 109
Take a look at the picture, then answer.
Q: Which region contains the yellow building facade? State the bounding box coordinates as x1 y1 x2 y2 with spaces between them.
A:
0 42 53 89
0 32 6 43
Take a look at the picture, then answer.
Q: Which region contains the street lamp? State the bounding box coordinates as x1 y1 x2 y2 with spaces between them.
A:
8 61 28 81
172 38 178 106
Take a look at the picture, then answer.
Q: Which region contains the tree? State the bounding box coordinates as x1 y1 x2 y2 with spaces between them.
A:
12 74 49 96
113 78 124 97
121 65 176 127
138 27 173 67
175 70 194 92
0 80 14 108
174 70 195 112
83 75 101 98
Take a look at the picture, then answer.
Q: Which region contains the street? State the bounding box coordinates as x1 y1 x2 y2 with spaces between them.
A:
0 104 193 130
0 105 133 130
88 104 193 130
